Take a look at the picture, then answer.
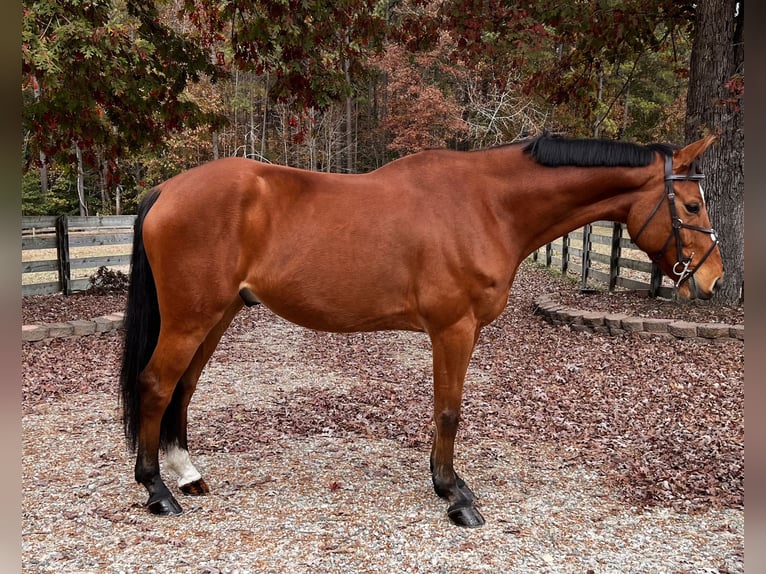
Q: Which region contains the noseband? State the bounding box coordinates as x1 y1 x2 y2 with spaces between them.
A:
633 155 719 287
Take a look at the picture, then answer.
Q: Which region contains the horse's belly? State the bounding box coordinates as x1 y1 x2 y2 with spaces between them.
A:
248 277 422 333
255 292 422 333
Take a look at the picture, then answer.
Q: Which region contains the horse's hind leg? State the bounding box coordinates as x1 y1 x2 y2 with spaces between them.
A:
135 302 239 515
134 327 205 515
429 318 485 528
162 301 243 497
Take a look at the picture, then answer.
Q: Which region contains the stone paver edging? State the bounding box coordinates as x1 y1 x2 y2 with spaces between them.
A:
22 312 124 342
533 294 744 341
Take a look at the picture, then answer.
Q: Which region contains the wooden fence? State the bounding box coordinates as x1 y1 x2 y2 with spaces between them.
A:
22 215 135 296
529 220 674 299
22 216 671 298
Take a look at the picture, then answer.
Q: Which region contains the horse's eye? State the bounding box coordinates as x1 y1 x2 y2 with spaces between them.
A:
685 203 701 215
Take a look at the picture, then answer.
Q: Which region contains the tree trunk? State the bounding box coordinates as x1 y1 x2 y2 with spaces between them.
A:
620 82 630 139
343 28 355 174
97 150 110 214
593 70 603 138
345 59 355 174
261 72 269 162
249 77 256 159
33 77 49 197
685 0 744 304
74 142 88 216
39 151 48 197
346 94 355 173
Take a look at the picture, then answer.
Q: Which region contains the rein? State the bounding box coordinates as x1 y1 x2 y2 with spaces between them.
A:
633 155 719 287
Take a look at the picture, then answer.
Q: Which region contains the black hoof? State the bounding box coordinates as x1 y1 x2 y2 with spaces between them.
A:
180 478 210 496
147 495 183 516
447 502 485 528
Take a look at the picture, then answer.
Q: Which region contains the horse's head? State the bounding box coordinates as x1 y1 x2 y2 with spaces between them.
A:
627 135 723 300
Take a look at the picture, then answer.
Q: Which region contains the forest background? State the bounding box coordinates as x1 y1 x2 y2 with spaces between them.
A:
21 0 745 303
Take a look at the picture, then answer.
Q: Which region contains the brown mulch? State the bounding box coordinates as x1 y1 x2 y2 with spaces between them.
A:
22 262 744 573
22 291 127 325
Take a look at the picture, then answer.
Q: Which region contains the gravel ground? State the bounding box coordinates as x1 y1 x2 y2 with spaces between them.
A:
22 262 744 573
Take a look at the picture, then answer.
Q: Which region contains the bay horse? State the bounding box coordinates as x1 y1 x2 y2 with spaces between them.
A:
120 134 723 527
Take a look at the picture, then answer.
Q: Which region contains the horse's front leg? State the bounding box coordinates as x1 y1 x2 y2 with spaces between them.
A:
428 319 485 528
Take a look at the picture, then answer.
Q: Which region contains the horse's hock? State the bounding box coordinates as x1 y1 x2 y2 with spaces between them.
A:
533 294 744 341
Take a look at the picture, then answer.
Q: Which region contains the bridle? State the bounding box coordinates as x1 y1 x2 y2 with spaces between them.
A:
633 154 719 288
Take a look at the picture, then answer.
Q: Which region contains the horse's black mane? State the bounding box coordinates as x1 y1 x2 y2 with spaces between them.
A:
522 134 675 168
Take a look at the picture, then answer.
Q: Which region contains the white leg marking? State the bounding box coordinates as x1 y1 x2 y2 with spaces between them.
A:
166 445 202 487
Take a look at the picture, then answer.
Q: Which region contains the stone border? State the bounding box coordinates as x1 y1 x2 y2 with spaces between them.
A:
533 295 744 342
22 312 125 342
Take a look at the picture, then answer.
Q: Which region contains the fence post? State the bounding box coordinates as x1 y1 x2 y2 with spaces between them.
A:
649 262 663 298
561 233 569 275
608 222 622 291
581 224 592 290
56 215 72 295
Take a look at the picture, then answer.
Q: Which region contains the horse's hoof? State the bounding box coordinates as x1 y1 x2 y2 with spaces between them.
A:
447 502 485 528
180 478 210 496
147 495 183 516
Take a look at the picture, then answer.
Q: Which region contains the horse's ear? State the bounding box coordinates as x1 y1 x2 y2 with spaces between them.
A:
673 134 717 172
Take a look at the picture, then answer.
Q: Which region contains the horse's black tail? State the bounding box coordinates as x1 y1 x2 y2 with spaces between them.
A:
120 188 162 452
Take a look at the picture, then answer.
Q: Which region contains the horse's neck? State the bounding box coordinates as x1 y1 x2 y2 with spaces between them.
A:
496 159 657 257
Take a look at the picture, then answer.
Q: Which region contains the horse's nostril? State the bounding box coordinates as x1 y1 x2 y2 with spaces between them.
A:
712 278 722 294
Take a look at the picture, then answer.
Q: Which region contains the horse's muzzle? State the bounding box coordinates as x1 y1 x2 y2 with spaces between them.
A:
684 274 722 301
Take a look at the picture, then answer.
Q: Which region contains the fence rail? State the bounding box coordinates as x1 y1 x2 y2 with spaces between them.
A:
22 216 671 298
22 215 136 296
